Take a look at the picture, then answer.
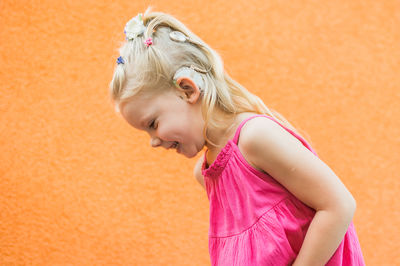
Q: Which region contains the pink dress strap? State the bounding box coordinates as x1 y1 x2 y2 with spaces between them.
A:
232 114 318 156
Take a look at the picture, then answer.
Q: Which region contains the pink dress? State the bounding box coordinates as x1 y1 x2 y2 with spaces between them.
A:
201 115 365 265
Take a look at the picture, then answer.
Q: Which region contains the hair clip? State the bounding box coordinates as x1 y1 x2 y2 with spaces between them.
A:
124 13 146 40
169 31 188 42
116 56 125 64
144 37 153 47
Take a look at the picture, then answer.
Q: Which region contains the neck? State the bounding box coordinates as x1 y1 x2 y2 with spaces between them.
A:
204 111 261 152
204 112 238 151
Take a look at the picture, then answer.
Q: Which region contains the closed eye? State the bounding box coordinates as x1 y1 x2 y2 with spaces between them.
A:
149 120 157 130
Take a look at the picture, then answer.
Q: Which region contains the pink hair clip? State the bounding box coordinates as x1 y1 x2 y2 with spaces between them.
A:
144 37 153 47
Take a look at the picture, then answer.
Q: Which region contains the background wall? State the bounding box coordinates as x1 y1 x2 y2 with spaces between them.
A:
1 0 399 265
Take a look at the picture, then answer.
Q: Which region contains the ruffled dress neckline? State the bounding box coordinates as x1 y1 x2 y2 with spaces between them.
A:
201 140 235 179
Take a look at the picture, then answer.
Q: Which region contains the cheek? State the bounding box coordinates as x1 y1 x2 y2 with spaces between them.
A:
157 123 178 140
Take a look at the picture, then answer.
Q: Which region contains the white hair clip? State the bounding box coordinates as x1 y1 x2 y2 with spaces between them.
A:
169 31 188 42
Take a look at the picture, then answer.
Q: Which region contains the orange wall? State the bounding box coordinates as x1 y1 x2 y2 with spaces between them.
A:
1 0 399 265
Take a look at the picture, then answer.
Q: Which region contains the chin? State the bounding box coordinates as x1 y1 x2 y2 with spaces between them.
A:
182 149 199 159
180 151 194 158
179 144 202 158
185 153 197 159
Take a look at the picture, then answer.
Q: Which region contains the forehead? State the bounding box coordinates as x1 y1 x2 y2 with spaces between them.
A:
120 95 156 129
119 90 177 129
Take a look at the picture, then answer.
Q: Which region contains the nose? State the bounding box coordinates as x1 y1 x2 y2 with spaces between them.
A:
150 136 162 147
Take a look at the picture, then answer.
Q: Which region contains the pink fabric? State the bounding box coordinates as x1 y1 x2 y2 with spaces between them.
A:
201 115 365 265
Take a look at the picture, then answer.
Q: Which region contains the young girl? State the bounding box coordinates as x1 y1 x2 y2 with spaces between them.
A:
109 8 365 265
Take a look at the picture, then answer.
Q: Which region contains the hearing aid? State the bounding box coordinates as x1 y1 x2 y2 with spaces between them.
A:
173 66 205 92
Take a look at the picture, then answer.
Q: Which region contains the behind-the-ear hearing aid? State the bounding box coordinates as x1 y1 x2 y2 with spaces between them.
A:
173 65 205 92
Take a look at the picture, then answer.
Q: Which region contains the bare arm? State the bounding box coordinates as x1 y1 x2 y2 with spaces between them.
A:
194 155 205 189
239 117 356 265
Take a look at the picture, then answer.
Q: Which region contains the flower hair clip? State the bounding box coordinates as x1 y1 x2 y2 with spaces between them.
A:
144 37 153 47
124 13 146 40
116 56 125 65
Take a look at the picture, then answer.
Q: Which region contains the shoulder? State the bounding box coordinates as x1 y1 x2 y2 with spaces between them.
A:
238 116 356 213
237 116 306 165
237 115 312 177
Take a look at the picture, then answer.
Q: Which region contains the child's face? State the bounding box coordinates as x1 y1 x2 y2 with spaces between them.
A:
119 88 205 158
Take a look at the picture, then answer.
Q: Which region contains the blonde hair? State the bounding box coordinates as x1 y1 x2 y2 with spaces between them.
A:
109 7 314 149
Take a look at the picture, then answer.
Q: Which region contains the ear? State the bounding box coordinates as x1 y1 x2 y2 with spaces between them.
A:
175 77 201 104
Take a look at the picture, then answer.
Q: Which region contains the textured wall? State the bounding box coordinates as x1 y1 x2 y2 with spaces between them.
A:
1 0 399 265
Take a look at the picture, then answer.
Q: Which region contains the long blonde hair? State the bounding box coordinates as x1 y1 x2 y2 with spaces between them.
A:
109 7 314 149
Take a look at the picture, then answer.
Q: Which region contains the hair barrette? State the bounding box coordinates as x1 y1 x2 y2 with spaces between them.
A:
169 31 188 42
144 37 153 47
116 56 125 65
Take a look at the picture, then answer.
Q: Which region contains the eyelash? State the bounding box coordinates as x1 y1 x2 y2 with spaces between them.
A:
149 120 157 129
